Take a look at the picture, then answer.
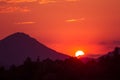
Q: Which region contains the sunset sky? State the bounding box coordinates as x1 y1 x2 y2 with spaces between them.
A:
0 0 120 57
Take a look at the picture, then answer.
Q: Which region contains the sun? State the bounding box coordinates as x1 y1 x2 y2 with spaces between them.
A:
75 50 85 57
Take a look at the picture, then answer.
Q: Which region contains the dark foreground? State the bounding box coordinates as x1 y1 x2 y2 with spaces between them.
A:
0 52 120 80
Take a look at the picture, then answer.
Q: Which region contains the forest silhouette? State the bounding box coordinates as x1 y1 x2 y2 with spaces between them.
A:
0 47 120 80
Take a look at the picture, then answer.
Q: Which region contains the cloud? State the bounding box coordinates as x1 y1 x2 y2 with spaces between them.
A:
66 18 85 23
0 6 30 13
15 21 36 24
98 40 120 52
39 0 56 4
65 0 79 2
113 41 120 45
0 0 81 13
0 0 80 4
99 40 120 45
0 0 37 3
38 0 80 4
99 40 120 51
87 54 102 58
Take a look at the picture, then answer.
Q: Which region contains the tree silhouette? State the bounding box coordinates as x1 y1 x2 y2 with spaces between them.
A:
1 47 120 80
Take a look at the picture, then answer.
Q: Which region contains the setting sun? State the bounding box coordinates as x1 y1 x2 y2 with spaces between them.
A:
75 50 85 57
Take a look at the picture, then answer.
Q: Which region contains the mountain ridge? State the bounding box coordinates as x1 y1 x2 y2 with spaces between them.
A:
0 32 69 66
98 47 120 62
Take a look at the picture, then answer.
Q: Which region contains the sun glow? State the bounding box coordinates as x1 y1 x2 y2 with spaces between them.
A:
75 50 85 57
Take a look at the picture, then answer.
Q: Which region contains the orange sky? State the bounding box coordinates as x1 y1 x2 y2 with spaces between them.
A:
0 0 120 57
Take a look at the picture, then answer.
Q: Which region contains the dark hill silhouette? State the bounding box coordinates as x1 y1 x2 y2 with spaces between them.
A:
98 47 120 61
0 32 69 66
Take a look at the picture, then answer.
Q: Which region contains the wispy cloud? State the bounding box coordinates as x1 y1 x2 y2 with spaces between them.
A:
66 18 85 23
0 6 30 13
0 0 80 4
65 0 79 2
39 0 56 4
15 21 36 24
98 40 120 52
99 40 120 45
39 0 80 4
0 0 80 13
0 0 37 3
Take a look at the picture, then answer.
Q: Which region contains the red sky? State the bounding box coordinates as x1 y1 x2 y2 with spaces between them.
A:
0 0 120 57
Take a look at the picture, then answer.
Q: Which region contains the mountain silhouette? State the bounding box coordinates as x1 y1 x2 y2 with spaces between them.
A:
98 47 120 61
0 32 69 66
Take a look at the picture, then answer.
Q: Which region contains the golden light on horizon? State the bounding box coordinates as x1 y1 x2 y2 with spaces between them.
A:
75 50 85 57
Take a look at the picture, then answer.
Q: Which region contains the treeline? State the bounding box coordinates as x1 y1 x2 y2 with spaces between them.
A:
0 52 120 80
